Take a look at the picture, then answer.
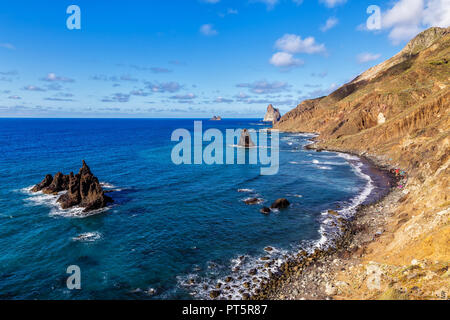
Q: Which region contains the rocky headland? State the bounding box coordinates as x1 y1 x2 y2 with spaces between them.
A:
32 160 113 213
266 27 450 300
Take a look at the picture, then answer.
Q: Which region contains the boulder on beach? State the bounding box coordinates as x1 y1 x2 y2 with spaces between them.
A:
31 160 113 213
210 290 221 299
238 129 255 148
271 198 290 210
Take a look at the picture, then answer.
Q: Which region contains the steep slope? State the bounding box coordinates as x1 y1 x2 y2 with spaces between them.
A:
275 27 449 300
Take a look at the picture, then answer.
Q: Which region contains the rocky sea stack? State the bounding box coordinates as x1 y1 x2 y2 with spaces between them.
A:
32 160 113 213
263 104 281 124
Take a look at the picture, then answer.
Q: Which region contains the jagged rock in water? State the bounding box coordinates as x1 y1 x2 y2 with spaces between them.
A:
238 129 255 148
31 174 53 192
42 172 70 195
263 104 281 123
31 160 113 213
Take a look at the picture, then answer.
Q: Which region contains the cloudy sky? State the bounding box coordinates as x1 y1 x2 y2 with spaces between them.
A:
0 0 448 118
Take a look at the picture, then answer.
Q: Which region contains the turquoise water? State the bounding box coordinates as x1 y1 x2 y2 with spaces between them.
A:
0 119 374 299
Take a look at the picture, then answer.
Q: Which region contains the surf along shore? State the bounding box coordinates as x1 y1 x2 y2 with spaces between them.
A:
249 142 404 300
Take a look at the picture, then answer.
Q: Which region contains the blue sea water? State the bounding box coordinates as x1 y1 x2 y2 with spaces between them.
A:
0 119 379 299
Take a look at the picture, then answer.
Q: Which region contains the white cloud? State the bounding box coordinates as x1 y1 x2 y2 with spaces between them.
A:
320 0 347 8
0 43 15 50
357 52 382 63
145 81 182 93
42 73 75 83
251 0 279 10
200 24 218 36
379 0 450 44
170 93 196 100
275 34 326 54
270 52 304 68
423 0 450 26
237 80 291 94
321 17 339 32
214 96 234 103
23 85 46 92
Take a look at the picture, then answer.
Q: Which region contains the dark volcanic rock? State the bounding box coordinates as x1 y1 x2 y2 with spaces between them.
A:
270 198 290 210
210 290 221 299
42 172 70 195
32 160 113 213
260 207 271 215
244 198 262 205
31 174 53 192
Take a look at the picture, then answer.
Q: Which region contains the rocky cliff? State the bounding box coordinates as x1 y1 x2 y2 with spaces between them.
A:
264 104 281 123
32 160 113 213
275 27 449 299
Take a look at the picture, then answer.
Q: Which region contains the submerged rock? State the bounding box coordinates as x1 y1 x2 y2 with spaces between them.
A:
31 160 113 213
238 129 255 148
244 198 263 205
271 198 290 210
260 207 271 215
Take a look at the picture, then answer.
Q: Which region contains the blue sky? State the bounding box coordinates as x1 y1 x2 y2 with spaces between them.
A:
0 0 448 118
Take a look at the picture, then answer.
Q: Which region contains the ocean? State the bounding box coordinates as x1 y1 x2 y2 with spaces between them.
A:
0 118 386 299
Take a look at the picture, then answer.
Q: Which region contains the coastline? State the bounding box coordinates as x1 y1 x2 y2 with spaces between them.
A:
247 136 401 300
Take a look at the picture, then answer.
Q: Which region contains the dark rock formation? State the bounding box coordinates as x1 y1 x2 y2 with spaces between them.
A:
31 160 113 213
31 174 53 192
271 198 290 210
260 207 271 215
210 290 221 299
263 104 281 123
42 172 70 194
238 129 255 148
210 116 222 121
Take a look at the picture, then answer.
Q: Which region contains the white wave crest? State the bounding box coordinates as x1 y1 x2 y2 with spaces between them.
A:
72 232 102 242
